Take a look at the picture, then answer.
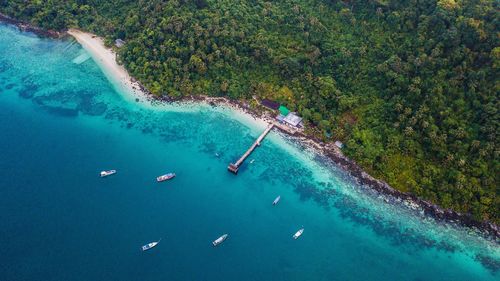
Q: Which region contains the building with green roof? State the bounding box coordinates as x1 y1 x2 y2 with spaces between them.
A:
278 105 290 116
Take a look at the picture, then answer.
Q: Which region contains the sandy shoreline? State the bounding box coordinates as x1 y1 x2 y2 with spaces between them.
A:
0 14 498 239
65 28 500 240
67 29 274 128
67 29 151 105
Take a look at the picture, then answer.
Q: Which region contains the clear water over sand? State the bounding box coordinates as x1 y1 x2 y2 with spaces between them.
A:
0 24 498 281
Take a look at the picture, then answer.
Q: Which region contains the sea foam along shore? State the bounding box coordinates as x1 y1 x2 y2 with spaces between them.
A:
67 28 499 240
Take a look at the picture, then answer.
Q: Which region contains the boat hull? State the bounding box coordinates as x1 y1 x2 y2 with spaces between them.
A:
100 170 116 177
212 234 228 246
141 241 159 251
293 229 304 239
157 173 175 182
272 196 281 205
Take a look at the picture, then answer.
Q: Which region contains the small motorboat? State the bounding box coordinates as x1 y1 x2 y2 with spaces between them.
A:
142 239 161 251
100 170 116 177
157 173 175 182
250 159 255 164
293 228 304 240
215 153 220 157
212 234 228 246
272 195 281 206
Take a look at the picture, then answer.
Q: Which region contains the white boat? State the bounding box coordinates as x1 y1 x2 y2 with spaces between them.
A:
157 173 175 182
250 159 255 164
212 234 228 246
272 195 281 205
100 170 116 177
141 238 161 251
293 228 304 239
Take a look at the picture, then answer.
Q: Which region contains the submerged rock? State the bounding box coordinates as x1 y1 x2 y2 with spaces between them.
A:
476 254 500 273
0 60 11 73
79 99 107 116
19 88 35 99
19 82 38 99
32 95 79 117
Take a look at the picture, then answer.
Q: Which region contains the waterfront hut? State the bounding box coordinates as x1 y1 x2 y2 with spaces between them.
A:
283 112 303 128
335 141 344 149
276 114 286 123
115 39 126 48
278 105 290 116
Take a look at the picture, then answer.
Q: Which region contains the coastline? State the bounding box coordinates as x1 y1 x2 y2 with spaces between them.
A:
67 29 151 105
67 28 500 240
3 18 498 240
0 13 62 38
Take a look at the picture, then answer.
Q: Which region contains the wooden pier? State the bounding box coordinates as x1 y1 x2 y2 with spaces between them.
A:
228 124 274 174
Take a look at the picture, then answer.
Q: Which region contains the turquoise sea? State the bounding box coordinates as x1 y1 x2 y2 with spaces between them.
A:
0 23 498 281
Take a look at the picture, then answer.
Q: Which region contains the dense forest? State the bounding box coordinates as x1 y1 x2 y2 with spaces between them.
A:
1 0 498 223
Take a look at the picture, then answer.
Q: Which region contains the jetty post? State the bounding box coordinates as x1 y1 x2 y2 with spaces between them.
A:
228 124 274 174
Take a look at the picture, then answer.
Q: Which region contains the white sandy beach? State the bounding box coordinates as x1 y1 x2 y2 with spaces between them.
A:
67 29 150 104
67 29 272 129
66 29 333 173
66 29 338 179
52 27 500 243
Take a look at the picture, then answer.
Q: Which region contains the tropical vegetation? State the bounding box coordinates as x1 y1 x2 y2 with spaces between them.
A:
1 0 498 223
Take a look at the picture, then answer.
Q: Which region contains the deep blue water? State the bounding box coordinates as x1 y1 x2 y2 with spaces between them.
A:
0 23 498 281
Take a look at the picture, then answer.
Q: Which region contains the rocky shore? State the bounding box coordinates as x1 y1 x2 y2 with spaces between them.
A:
0 13 63 38
2 15 498 241
321 143 500 241
166 94 500 241
250 103 500 241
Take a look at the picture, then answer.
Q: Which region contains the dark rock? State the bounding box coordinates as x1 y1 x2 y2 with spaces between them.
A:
19 88 35 99
32 95 79 117
476 254 500 273
323 148 500 240
80 101 107 116
18 77 39 98
0 13 63 38
0 60 11 73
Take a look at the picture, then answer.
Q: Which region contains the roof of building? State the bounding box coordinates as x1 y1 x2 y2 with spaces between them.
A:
276 114 286 122
283 112 303 127
279 105 290 116
115 39 126 47
261 99 280 110
335 141 344 148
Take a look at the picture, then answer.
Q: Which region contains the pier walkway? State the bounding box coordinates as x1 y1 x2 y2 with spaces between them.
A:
228 124 274 174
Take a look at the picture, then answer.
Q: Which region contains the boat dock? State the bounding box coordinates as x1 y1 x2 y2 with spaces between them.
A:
228 124 274 174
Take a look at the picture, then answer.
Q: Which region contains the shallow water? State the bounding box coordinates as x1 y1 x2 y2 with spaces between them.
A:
0 23 498 281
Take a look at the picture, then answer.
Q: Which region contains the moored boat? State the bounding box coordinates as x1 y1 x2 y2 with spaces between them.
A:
157 173 175 182
141 238 161 251
212 234 228 246
293 228 304 239
100 170 116 177
272 195 281 205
